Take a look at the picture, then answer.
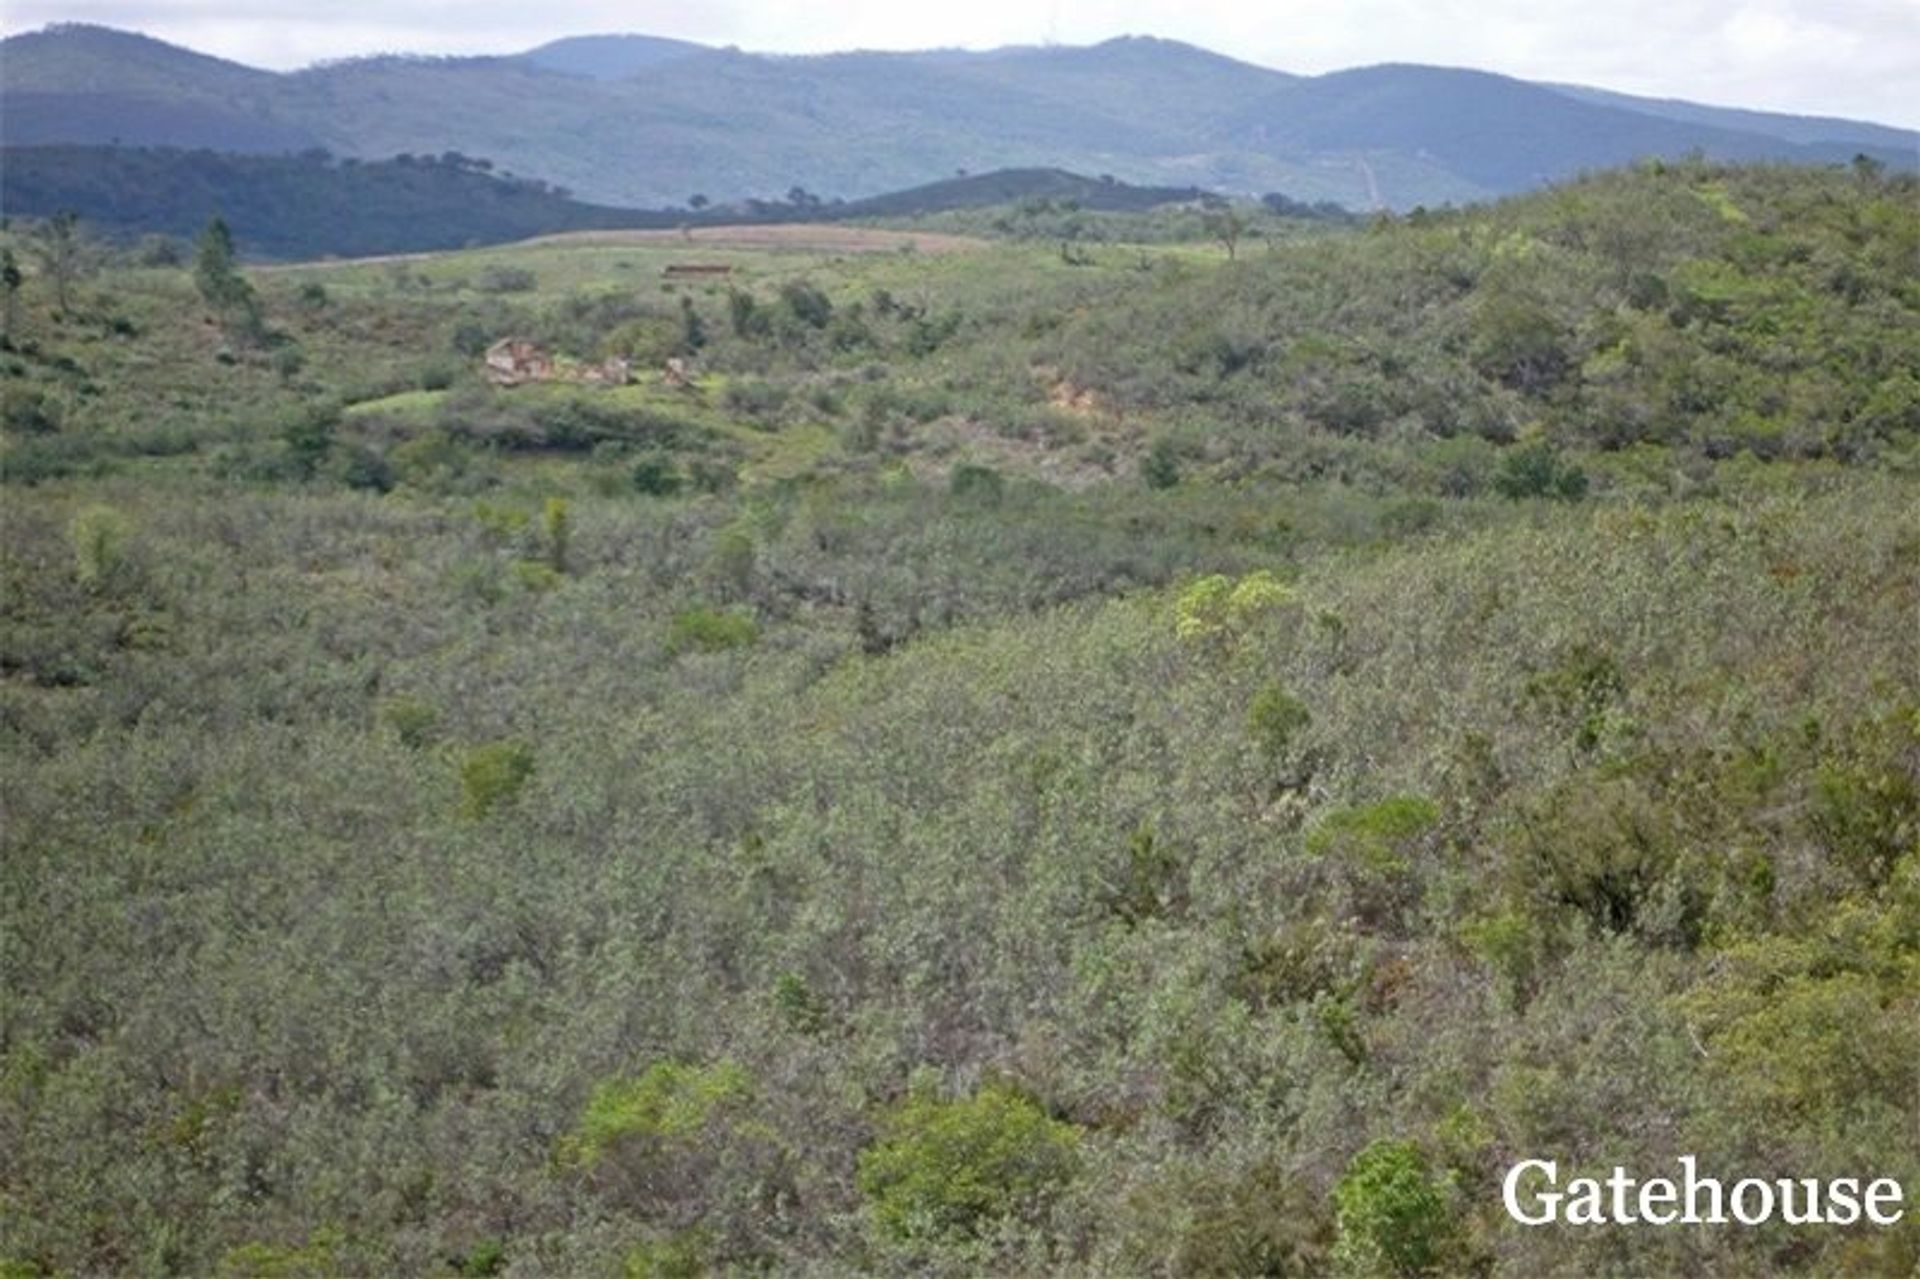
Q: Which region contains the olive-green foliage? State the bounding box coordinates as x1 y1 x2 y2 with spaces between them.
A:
948 462 1005 503
621 1232 708 1279
562 1061 753 1169
378 696 440 749
460 739 535 818
1142 435 1182 488
630 453 684 496
1332 1140 1457 1277
1175 570 1296 649
857 1084 1081 1245
213 1230 341 1279
1307 796 1439 873
542 496 571 573
1247 680 1311 761
665 605 758 656
1156 1160 1334 1277
66 504 130 590
1493 441 1588 501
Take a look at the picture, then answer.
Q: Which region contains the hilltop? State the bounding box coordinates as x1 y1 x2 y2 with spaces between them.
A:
3 24 1913 210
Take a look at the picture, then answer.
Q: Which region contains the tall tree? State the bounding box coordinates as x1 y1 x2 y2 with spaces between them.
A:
1 248 22 341
25 211 98 318
1203 206 1250 261
194 217 262 339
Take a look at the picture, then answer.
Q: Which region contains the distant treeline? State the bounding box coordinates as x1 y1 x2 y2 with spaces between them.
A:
0 146 679 259
1 147 1302 261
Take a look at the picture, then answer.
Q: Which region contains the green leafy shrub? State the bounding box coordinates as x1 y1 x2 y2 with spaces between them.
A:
721 378 787 424
772 971 829 1035
779 280 833 329
455 1239 506 1277
1493 442 1588 500
665 606 758 656
703 527 755 598
1524 643 1624 753
561 1061 754 1169
630 454 684 496
1306 796 1439 874
379 696 440 749
1174 570 1296 649
460 740 535 818
542 496 571 573
1099 823 1187 925
1142 436 1183 488
278 402 341 479
1162 1160 1333 1277
1809 705 1920 889
1248 681 1312 762
857 1084 1081 1245
214 1230 341 1279
949 463 1005 503
67 504 131 590
388 430 469 490
622 1232 708 1279
1504 775 1694 941
2 386 61 435
1332 1140 1457 1277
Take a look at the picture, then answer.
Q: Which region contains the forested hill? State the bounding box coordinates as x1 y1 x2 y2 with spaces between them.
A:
0 148 1237 260
4 23 1914 211
0 147 675 260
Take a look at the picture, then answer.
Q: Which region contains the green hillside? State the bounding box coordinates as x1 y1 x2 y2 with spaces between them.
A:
2 160 1918 1277
0 149 1233 260
0 147 679 259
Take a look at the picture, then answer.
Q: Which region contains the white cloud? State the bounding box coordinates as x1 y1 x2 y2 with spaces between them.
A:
4 0 1917 127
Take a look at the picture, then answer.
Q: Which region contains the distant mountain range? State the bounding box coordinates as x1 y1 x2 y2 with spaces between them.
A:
2 23 1914 211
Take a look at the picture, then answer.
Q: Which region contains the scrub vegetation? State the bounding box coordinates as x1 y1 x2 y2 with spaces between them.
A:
3 157 1918 1276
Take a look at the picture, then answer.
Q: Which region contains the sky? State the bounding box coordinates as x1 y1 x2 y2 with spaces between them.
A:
5 0 1919 129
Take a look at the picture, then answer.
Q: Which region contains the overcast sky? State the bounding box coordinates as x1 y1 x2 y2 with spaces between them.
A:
6 0 1919 129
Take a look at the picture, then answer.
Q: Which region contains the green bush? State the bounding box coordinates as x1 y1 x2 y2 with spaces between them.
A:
949 463 1005 503
630 454 684 496
622 1232 708 1279
1332 1140 1456 1277
561 1061 753 1169
542 496 571 573
2 385 62 435
1248 681 1312 761
214 1231 341 1279
1160 1160 1333 1277
857 1084 1081 1245
379 696 440 749
665 606 758 656
1174 570 1296 649
1306 796 1439 874
460 740 535 818
1493 442 1588 500
1142 436 1182 488
67 504 132 590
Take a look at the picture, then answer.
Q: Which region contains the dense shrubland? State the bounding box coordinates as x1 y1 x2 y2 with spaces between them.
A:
3 160 1918 1276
